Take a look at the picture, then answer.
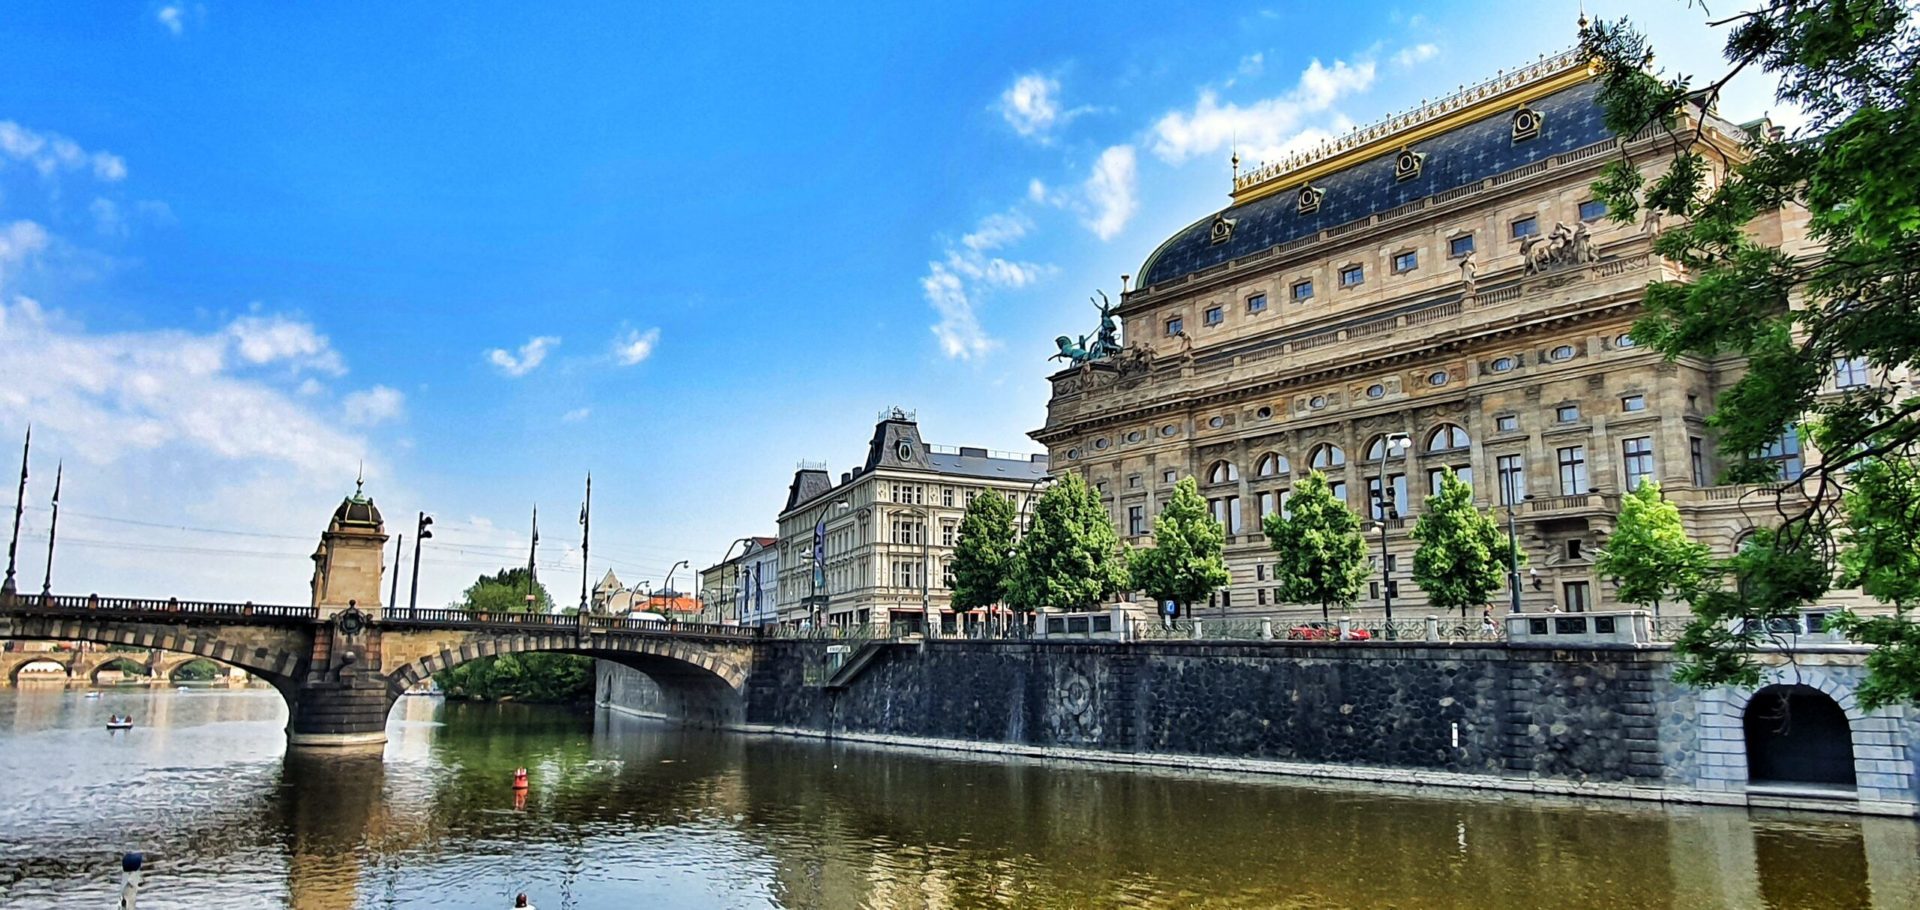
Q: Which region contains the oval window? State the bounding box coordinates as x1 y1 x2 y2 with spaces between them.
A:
1160 424 1178 437
1550 344 1576 362
1066 448 1081 459
1428 371 1449 387
1093 437 1109 449
1309 395 1327 410
1208 415 1226 429
1490 356 1515 373
1125 430 1144 443
1366 383 1385 399
1255 406 1273 420
1615 333 1637 349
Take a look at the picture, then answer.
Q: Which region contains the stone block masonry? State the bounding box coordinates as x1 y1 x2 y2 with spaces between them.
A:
600 638 1920 817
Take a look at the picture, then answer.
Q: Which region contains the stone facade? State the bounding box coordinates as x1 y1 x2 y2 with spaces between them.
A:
775 409 1048 632
1030 47 1914 622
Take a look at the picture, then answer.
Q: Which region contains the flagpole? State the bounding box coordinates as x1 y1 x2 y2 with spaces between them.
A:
527 505 539 609
2 425 29 599
40 461 60 598
579 473 591 615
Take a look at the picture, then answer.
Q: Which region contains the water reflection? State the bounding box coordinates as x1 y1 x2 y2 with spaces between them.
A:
0 688 1914 909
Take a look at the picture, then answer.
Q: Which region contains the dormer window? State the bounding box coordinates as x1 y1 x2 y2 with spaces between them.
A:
1339 265 1365 288
1512 105 1544 142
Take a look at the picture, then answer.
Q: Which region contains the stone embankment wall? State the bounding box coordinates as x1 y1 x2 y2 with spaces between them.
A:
599 640 1920 815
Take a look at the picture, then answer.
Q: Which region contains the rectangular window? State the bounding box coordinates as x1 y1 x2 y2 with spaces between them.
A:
1292 279 1314 301
942 487 955 507
1497 454 1526 505
1385 555 1397 572
1566 539 1584 560
1556 404 1581 423
1127 506 1145 537
1691 437 1707 486
941 522 956 547
1578 199 1608 222
1166 316 1184 336
1449 234 1475 258
1221 591 1232 609
1835 356 1869 389
1557 446 1589 495
1758 428 1804 481
1128 475 1141 489
1496 414 1519 433
1095 481 1108 496
1511 216 1539 239
1204 306 1224 326
1564 581 1591 613
1329 481 1349 507
1256 563 1266 581
1162 469 1177 484
1623 436 1655 490
1339 265 1365 287
1246 293 1267 314
1428 466 1473 496
1370 581 1380 600
1392 250 1419 273
1258 588 1267 605
1621 394 1646 412
1366 474 1408 519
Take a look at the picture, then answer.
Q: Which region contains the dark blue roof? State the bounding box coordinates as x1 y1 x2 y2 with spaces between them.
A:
1140 79 1613 289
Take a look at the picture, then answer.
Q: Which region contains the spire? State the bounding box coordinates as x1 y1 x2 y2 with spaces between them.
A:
2 424 29 598
355 460 365 497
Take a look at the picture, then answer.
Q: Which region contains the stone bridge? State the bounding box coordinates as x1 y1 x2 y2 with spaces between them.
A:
0 645 249 686
0 594 758 750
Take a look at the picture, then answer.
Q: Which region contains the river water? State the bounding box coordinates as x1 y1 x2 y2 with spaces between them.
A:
1 687 1916 909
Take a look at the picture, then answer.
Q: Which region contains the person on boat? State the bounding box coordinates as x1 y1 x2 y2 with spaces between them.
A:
513 894 534 908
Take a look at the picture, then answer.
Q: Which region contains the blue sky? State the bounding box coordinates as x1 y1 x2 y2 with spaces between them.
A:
0 2 1787 605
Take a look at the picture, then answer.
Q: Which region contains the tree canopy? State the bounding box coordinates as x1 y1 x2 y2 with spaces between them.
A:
1008 473 1130 612
454 567 555 614
1595 482 1712 616
436 568 591 702
1411 468 1515 617
1127 477 1230 617
950 488 1018 611
1587 2 1920 700
1262 470 1369 620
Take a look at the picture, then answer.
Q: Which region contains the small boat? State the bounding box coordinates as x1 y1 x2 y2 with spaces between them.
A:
106 715 133 730
84 692 102 699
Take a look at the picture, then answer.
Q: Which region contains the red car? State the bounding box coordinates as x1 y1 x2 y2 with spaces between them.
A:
1287 624 1371 641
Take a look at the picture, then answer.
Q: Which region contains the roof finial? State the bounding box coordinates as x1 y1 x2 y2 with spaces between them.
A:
355 460 364 497
1577 2 1589 33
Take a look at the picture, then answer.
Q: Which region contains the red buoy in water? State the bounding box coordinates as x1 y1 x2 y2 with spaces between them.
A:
512 767 529 791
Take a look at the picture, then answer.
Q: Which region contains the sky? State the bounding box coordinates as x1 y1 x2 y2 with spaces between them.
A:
0 1 1800 607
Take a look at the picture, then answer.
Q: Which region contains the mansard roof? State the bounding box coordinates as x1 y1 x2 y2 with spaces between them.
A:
1138 73 1612 290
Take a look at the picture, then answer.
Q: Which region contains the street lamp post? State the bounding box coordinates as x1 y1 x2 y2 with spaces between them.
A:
1502 468 1526 614
716 537 756 627
661 559 689 621
1371 433 1410 630
1010 474 1054 635
807 500 851 629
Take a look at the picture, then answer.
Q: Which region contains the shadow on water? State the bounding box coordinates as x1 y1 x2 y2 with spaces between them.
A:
1 689 1916 909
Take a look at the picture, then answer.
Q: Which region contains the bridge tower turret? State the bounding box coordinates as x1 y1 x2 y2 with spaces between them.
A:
311 480 388 619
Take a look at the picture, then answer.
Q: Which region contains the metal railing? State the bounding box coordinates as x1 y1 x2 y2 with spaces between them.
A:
1 593 317 621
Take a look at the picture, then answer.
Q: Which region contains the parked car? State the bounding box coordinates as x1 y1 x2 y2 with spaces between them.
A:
1287 623 1371 641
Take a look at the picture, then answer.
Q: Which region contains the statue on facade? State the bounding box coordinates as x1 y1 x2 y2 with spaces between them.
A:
1459 250 1477 296
1049 290 1127 366
1521 221 1601 274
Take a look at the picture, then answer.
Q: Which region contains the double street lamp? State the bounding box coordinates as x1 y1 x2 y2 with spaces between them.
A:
1370 433 1410 628
807 500 851 629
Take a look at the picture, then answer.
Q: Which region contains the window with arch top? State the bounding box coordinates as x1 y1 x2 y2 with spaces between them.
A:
1206 460 1240 484
1364 434 1408 461
1309 444 1346 470
1426 423 1471 453
1255 453 1290 477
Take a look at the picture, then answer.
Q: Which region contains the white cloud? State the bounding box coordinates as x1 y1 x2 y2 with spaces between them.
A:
1081 145 1138 241
156 5 184 35
998 74 1064 139
611 327 660 366
562 407 591 423
226 313 345 375
1150 56 1379 164
924 263 997 361
923 209 1053 360
0 121 127 183
342 385 405 426
961 212 1030 252
486 335 559 377
1394 43 1439 68
0 220 50 286
1238 53 1265 77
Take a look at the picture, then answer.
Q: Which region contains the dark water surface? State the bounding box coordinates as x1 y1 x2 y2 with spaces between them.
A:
1 687 1916 909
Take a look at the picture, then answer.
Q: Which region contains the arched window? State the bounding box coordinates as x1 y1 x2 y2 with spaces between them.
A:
1426 423 1471 453
1364 435 1408 461
1255 453 1290 477
1309 444 1346 470
1207 461 1239 484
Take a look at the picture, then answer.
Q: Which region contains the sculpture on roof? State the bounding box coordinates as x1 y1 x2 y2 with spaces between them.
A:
1521 221 1600 274
1050 290 1127 366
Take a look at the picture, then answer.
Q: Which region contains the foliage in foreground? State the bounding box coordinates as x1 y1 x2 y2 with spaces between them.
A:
434 568 593 703
1411 469 1520 617
1127 477 1229 618
1008 473 1130 612
1263 470 1368 620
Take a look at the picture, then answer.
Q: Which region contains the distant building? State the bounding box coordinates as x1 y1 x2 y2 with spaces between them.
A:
776 408 1048 633
590 569 700 617
699 537 779 627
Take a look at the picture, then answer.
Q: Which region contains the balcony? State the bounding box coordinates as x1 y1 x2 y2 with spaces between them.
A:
1522 492 1619 518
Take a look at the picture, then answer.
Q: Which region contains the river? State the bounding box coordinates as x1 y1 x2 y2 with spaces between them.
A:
0 686 1915 908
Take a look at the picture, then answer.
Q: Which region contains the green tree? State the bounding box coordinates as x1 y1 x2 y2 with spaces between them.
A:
1595 481 1712 616
454 567 555 614
1008 473 1129 612
1828 448 1920 708
1127 477 1230 619
1410 468 1513 617
435 568 592 702
951 489 1018 611
1584 3 1920 692
1262 470 1368 620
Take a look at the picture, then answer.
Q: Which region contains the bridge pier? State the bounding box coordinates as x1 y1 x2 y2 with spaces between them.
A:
286 677 394 749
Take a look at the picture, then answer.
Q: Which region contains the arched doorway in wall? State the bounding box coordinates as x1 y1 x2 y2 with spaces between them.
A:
1743 684 1856 787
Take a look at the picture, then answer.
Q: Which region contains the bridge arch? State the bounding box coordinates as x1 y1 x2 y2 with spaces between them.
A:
1 614 307 698
381 630 751 727
90 656 154 685
9 656 71 685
